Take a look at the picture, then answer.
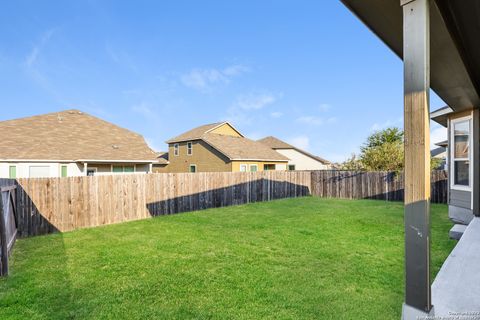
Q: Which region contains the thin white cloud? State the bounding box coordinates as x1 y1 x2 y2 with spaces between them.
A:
326 117 337 124
296 116 324 126
225 92 280 125
22 29 68 104
270 111 283 118
235 93 277 110
24 29 54 67
131 102 158 119
430 123 447 149
222 64 250 76
287 135 310 150
105 43 138 72
180 64 250 92
370 117 403 131
318 104 332 112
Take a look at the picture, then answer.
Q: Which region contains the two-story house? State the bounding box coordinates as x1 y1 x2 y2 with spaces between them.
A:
165 122 289 172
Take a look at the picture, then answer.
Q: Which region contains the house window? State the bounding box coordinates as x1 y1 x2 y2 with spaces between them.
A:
288 165 296 171
263 164 275 171
87 168 97 176
61 165 68 177
187 142 193 155
112 165 135 173
9 166 16 179
189 164 197 173
249 164 258 172
124 166 134 173
451 118 471 188
174 143 179 156
240 164 247 172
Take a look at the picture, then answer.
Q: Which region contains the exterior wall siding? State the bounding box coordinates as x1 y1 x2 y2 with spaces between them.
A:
0 162 83 178
231 161 287 172
167 140 231 173
274 149 330 170
0 162 150 178
449 189 471 209
152 164 169 173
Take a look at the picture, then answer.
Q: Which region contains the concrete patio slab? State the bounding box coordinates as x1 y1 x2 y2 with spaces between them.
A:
432 218 480 316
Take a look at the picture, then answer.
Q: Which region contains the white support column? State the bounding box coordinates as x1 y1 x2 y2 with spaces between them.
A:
84 162 88 176
401 0 434 318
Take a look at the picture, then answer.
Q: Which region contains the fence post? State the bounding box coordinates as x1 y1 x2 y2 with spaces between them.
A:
0 191 8 276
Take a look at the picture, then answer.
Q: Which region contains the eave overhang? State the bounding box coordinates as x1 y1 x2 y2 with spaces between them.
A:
340 0 480 112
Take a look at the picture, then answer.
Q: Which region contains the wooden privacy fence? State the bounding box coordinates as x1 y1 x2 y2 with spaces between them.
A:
311 170 448 203
0 180 18 276
10 170 448 238
15 171 311 237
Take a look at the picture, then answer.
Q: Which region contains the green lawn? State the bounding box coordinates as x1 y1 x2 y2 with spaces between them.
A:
0 197 455 320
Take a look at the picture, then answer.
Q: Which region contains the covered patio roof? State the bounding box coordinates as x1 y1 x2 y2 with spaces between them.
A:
341 0 480 112
340 0 480 318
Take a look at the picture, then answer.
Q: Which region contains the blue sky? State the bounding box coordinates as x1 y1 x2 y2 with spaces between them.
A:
0 0 446 162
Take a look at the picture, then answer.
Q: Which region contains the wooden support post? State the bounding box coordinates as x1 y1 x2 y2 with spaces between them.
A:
401 0 433 317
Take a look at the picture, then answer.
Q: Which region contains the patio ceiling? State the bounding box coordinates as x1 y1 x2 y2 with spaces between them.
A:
340 0 480 112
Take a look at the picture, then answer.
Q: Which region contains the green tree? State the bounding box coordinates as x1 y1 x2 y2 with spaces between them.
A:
340 127 442 172
339 154 364 171
361 127 404 151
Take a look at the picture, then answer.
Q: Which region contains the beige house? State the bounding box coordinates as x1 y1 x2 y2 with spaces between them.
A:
165 122 289 173
258 136 331 171
0 109 159 178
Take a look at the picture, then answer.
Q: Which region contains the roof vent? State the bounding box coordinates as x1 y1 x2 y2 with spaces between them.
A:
112 144 119 149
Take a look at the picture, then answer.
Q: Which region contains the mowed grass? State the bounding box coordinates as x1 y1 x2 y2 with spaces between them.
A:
0 197 455 320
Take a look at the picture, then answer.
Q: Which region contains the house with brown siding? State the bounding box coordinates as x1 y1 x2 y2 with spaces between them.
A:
0 110 159 178
165 122 289 173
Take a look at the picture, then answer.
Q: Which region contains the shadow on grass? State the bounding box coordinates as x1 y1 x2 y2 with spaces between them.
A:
0 233 87 319
145 178 310 216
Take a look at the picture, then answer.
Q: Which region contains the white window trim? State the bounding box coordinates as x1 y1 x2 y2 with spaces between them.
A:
189 164 197 173
249 164 258 172
450 115 473 191
240 164 247 172
174 143 179 156
187 142 193 156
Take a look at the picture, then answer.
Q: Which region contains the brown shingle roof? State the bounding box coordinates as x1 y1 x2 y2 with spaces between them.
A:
258 136 331 164
257 136 295 149
0 109 157 161
202 133 288 161
166 122 229 143
166 122 287 161
155 152 169 164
